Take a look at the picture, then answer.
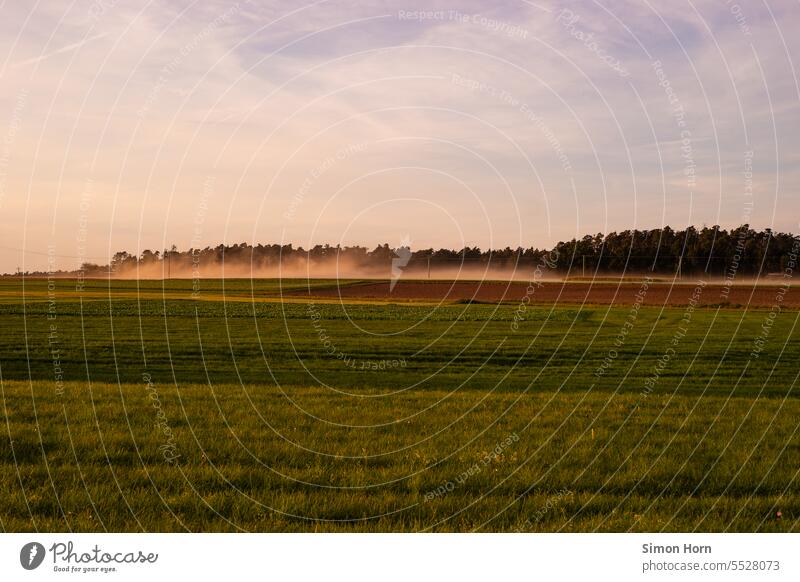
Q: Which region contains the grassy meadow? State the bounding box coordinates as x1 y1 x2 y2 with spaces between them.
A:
0 277 798 532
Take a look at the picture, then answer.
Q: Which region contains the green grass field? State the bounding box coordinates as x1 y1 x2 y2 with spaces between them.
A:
1 278 798 532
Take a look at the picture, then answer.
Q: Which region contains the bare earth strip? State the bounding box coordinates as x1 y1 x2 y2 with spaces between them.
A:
293 280 798 308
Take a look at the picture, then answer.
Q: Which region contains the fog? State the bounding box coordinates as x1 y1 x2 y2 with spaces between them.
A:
100 258 780 285
107 257 554 282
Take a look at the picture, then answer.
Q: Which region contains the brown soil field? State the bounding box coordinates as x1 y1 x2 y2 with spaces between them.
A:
291 279 800 308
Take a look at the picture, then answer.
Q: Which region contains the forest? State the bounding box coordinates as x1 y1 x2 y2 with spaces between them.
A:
11 224 799 277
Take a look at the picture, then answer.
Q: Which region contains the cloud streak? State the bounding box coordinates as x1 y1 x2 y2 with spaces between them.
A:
11 31 110 69
0 0 797 272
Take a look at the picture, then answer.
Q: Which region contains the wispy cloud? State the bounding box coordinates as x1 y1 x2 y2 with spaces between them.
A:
11 31 109 68
0 0 797 271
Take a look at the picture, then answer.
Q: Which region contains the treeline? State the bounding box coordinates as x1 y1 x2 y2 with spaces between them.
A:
551 225 798 275
11 225 800 277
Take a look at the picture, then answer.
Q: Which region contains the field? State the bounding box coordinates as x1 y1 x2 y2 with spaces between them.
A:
293 278 800 307
1 277 799 532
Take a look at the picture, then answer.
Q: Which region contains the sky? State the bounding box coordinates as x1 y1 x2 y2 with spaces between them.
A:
0 0 798 272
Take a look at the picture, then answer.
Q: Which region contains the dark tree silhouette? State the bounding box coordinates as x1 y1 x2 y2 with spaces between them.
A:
9 225 799 278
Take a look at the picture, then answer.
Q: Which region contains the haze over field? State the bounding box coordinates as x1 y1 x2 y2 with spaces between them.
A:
9 225 798 287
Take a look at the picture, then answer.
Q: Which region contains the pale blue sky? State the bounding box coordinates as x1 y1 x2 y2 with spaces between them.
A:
0 0 797 271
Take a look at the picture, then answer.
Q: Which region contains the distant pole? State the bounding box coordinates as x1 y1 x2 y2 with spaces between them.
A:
427 256 431 280
582 255 586 277
167 253 171 280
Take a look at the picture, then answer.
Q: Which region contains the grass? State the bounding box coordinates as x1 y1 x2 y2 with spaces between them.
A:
0 278 798 532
